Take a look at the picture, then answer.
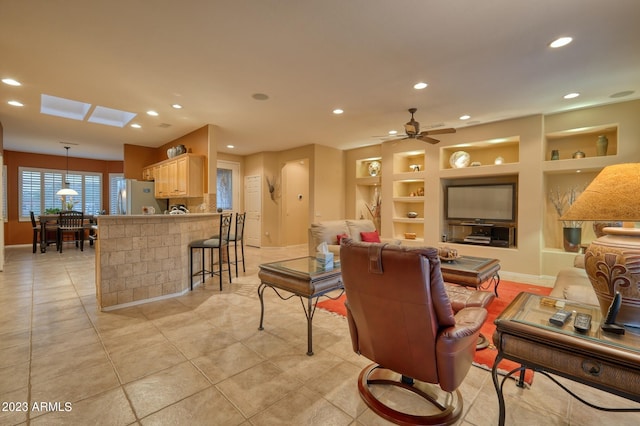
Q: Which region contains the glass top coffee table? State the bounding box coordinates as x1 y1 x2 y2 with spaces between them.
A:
258 257 344 355
439 255 501 296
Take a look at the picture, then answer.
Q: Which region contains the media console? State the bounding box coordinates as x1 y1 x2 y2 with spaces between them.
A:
446 222 517 248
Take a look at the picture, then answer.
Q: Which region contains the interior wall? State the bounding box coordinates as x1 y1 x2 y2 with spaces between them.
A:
3 150 123 245
312 144 345 222
282 158 309 245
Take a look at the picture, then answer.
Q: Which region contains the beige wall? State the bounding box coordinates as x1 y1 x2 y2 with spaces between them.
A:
244 144 345 247
344 99 640 279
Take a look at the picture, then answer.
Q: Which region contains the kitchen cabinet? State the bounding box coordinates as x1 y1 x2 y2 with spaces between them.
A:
143 154 204 198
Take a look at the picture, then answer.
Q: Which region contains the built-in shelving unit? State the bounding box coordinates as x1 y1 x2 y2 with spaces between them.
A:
542 124 619 252
354 157 382 222
392 150 426 241
346 100 640 278
441 138 519 170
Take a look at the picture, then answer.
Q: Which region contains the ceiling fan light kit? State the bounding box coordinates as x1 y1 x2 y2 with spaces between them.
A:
402 108 456 144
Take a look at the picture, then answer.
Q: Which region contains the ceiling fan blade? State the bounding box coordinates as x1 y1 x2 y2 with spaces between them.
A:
417 135 440 144
422 127 456 136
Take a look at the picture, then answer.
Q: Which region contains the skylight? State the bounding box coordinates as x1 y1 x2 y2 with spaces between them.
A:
88 106 136 128
41 94 91 121
40 94 137 127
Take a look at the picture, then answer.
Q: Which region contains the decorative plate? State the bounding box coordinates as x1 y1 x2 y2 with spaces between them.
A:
449 151 471 168
368 160 381 176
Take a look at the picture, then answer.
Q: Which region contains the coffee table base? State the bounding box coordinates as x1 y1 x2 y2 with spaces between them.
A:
257 278 343 356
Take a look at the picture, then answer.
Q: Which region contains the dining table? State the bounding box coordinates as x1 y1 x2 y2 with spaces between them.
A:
37 213 95 253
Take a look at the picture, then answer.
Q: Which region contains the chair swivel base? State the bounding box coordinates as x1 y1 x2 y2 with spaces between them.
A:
358 364 463 426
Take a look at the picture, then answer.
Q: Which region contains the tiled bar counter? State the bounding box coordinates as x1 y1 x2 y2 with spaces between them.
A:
95 213 219 310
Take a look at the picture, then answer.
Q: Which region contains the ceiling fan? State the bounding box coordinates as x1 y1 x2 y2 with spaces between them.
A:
402 107 456 144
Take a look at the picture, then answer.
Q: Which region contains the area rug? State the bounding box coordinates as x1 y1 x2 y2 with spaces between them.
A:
317 280 552 385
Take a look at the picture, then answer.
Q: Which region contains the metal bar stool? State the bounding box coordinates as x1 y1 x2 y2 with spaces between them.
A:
189 212 233 290
229 212 246 277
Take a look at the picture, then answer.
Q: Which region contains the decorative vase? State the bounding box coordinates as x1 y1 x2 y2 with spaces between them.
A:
562 227 582 252
572 150 585 159
596 135 608 156
551 150 560 160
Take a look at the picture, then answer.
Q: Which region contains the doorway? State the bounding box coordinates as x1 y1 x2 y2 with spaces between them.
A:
244 175 262 247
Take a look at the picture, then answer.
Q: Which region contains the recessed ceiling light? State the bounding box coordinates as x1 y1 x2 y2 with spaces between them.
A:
2 78 21 86
147 110 159 116
550 37 573 48
388 130 398 135
130 123 141 129
564 92 580 99
8 100 24 107
610 90 635 98
413 82 428 90
226 144 235 149
459 115 471 120
171 104 183 109
333 109 344 115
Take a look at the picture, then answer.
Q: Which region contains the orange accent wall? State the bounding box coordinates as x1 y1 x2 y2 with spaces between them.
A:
3 150 123 246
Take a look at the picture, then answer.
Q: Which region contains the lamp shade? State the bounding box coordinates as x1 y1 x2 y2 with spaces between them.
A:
560 163 640 221
56 188 78 196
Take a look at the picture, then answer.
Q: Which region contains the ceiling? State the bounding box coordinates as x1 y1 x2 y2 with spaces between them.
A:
1 1 639 161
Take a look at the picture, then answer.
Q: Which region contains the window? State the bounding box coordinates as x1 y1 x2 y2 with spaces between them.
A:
217 160 240 211
19 167 102 220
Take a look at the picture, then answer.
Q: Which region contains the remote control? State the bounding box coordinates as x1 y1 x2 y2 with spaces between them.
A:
573 312 592 333
549 309 572 326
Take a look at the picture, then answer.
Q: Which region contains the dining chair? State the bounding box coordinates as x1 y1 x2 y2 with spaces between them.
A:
30 211 41 253
229 212 246 277
57 211 85 252
189 212 233 290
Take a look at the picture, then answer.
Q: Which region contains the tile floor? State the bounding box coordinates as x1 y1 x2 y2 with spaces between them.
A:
0 244 638 425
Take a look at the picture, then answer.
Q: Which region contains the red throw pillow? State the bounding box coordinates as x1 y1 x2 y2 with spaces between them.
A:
336 233 349 244
360 230 381 243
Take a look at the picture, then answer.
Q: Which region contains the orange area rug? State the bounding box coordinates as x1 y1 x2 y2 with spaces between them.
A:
317 280 552 385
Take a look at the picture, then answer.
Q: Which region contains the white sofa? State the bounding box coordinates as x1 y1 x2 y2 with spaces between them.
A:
308 219 396 258
549 254 599 306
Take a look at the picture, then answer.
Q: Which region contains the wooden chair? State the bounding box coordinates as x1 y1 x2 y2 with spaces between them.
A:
30 211 41 253
229 212 246 277
189 213 233 290
57 211 85 252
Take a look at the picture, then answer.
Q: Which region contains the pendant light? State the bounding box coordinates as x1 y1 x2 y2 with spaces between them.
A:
56 146 78 196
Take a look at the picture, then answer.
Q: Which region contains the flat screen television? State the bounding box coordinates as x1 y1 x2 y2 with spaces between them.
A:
445 183 516 222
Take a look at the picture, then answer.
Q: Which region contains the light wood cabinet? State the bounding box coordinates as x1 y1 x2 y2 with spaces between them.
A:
143 154 204 198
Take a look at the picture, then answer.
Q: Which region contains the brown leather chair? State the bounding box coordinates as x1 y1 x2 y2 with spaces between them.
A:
340 239 487 425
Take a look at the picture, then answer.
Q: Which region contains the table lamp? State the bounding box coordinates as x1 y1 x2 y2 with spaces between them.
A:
561 163 640 328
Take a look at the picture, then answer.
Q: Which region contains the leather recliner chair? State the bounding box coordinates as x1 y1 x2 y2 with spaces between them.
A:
340 239 487 425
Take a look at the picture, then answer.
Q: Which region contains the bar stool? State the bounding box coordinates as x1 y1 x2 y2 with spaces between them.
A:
189 212 233 290
229 212 246 277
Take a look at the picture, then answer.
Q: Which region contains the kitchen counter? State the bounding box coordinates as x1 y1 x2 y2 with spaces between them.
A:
95 213 220 310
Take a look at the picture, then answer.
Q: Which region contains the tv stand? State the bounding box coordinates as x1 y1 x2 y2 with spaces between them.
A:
446 222 516 248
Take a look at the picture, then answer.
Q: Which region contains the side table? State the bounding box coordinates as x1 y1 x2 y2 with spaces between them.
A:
492 292 640 426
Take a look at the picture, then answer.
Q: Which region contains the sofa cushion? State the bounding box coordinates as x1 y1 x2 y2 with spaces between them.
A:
309 220 350 246
345 219 377 242
337 233 350 244
360 230 381 243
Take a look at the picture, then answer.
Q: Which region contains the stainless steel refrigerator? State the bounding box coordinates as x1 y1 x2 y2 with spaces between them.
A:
117 179 165 215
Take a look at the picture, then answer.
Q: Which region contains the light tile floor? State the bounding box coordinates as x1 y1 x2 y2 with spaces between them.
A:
0 244 638 425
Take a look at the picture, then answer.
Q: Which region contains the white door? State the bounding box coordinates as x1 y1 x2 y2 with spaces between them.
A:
244 175 262 247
